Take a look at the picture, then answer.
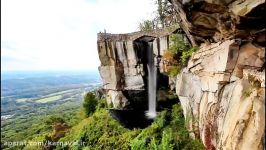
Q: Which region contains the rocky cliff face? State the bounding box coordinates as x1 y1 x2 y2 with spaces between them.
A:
176 40 265 150
172 0 265 149
97 0 265 149
97 29 174 109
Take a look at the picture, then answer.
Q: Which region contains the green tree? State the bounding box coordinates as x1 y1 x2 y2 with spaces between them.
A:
155 0 176 28
138 0 176 31
83 92 98 117
138 20 155 31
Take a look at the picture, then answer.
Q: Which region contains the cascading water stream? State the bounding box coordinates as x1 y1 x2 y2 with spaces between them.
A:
146 42 157 119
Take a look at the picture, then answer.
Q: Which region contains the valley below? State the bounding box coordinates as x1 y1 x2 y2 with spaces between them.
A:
1 71 102 145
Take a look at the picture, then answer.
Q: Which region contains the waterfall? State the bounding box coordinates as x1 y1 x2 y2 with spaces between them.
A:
146 42 157 119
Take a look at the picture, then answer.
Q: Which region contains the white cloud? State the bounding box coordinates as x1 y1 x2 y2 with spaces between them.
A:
1 0 156 71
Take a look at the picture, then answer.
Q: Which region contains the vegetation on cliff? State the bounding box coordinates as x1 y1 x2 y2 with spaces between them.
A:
57 92 204 150
162 33 199 77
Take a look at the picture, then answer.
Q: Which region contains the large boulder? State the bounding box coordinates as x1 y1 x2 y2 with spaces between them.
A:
106 90 129 109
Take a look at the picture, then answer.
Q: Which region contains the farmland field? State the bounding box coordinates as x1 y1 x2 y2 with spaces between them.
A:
16 98 30 103
36 95 62 103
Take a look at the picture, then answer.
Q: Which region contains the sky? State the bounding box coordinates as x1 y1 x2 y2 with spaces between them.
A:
1 0 156 72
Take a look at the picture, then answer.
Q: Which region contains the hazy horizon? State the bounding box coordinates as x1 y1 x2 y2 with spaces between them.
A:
1 69 99 73
1 69 100 76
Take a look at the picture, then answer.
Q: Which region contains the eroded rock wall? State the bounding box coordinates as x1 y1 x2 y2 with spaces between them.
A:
176 40 265 150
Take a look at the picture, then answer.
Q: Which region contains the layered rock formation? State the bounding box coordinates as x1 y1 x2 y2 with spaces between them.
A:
97 29 174 109
176 40 265 150
172 0 265 149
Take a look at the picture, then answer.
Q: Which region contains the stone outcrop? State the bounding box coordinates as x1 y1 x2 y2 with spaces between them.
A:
97 29 174 109
172 0 265 149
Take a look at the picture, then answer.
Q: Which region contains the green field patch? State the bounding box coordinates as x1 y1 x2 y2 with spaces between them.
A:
36 95 62 103
46 89 76 97
16 98 30 102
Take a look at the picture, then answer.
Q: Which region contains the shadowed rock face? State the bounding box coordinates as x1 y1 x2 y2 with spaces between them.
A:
170 0 265 47
108 109 154 129
171 0 265 149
